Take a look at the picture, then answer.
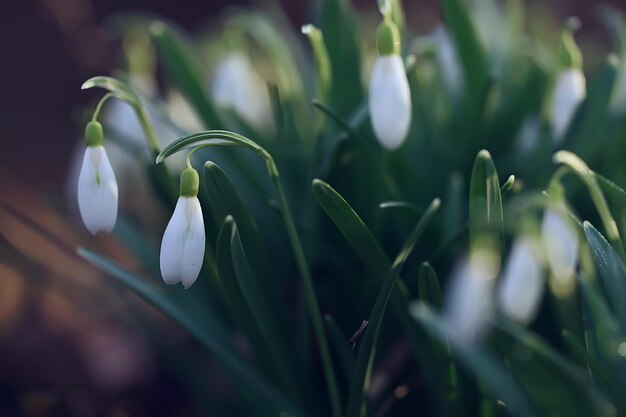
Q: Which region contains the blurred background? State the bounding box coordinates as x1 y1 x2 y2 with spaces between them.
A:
0 0 624 416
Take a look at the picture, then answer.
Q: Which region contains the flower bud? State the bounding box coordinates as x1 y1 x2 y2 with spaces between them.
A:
444 249 499 341
160 168 205 289
497 238 545 324
77 145 118 234
541 208 578 284
551 25 586 143
369 20 411 151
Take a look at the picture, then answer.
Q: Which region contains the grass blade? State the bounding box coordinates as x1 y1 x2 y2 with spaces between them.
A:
469 150 504 253
150 21 222 128
410 303 534 416
77 247 296 414
346 198 441 417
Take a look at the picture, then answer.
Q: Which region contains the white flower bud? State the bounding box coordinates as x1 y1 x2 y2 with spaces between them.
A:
541 208 578 283
551 69 586 143
211 53 273 133
497 238 545 324
368 55 412 150
160 196 205 289
77 146 119 234
444 250 499 341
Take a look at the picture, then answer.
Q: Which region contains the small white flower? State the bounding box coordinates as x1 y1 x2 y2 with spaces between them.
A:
497 238 545 324
541 208 578 283
551 69 586 143
369 55 412 150
77 145 119 234
160 196 205 289
211 52 273 133
444 250 499 341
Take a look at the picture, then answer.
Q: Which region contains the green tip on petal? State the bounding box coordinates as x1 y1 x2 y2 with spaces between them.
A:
376 20 400 56
180 167 200 197
558 21 582 69
85 121 103 147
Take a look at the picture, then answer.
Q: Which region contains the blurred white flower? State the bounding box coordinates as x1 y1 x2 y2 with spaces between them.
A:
497 238 545 324
432 25 463 100
444 249 499 341
369 55 412 150
77 145 118 235
211 52 273 133
515 116 541 154
541 208 578 283
160 168 205 289
551 68 586 143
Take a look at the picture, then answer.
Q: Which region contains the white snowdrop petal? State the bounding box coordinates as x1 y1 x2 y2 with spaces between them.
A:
77 146 119 235
444 252 497 341
369 55 412 150
498 238 545 324
552 69 586 142
180 198 206 289
541 209 579 283
160 197 205 288
160 198 187 285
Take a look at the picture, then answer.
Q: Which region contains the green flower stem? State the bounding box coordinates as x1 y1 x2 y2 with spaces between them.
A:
264 156 342 417
135 104 162 154
92 92 115 122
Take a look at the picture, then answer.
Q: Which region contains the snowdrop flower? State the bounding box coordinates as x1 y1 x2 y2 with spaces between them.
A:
369 18 411 150
541 208 578 284
160 167 205 289
211 52 273 133
77 121 118 234
444 249 499 341
497 237 545 325
551 26 585 143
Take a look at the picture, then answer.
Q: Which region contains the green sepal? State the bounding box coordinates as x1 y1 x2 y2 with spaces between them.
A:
558 23 582 69
376 19 400 56
85 121 103 147
180 167 199 197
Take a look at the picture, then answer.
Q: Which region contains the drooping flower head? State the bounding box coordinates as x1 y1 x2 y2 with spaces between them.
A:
369 17 412 150
160 166 206 289
77 121 119 234
551 21 586 143
497 237 545 325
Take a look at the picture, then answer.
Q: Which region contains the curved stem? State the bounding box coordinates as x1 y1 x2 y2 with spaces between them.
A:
92 92 115 121
265 157 342 417
135 105 161 154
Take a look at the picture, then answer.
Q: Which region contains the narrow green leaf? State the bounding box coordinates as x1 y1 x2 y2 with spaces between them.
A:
156 130 268 164
312 179 390 279
553 151 623 256
562 55 619 158
302 24 332 105
320 0 364 113
418 262 442 308
410 303 534 416
150 21 221 128
583 221 626 327
346 198 440 417
228 218 298 395
379 201 424 215
203 161 276 292
77 247 295 414
81 76 139 105
440 0 489 106
469 150 504 252
561 330 611 384
324 314 356 383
